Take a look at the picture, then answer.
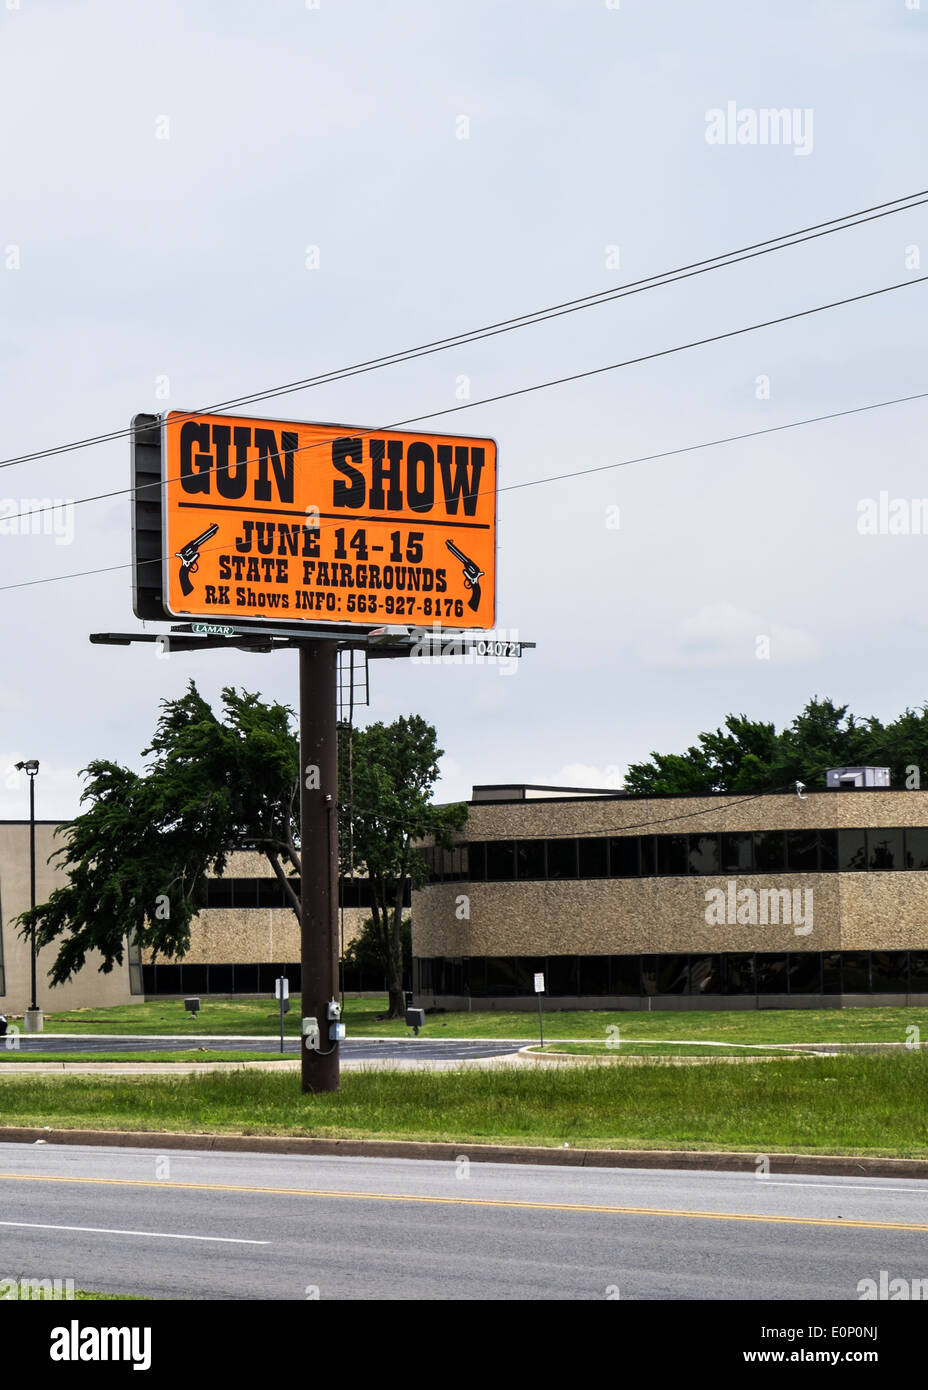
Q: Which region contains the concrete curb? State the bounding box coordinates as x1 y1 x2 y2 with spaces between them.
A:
517 1046 803 1066
0 1125 926 1179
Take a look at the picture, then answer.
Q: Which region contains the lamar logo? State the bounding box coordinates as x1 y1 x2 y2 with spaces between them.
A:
49 1320 151 1371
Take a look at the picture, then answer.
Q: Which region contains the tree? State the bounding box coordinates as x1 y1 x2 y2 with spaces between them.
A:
342 915 412 987
17 682 301 985
622 696 928 795
338 715 466 1018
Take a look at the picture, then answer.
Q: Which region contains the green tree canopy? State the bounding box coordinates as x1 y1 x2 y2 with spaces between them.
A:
624 696 928 794
17 682 301 985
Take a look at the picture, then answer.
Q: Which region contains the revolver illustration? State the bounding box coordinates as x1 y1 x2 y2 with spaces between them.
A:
176 524 219 597
445 538 484 612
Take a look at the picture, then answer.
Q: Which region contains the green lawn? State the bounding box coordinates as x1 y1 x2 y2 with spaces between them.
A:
28 996 928 1044
1 1053 927 1156
0 1050 295 1064
535 1041 802 1058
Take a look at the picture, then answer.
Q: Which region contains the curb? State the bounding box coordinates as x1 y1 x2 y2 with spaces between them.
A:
0 1125 926 1179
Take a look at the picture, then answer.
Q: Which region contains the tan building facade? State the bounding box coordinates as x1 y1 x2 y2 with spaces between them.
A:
0 822 141 1015
412 783 928 1010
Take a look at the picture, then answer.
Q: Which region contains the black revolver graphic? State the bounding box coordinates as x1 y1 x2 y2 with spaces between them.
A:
445 538 484 612
176 524 219 597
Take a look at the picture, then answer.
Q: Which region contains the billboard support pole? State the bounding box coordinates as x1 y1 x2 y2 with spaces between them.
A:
299 642 341 1093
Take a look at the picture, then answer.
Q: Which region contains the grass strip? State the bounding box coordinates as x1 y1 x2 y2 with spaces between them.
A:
0 1052 926 1156
30 998 928 1044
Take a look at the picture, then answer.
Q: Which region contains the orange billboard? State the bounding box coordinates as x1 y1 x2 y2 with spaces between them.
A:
161 411 497 630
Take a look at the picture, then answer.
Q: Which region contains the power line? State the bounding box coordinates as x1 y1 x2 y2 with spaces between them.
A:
2 382 926 595
7 270 928 539
0 187 926 473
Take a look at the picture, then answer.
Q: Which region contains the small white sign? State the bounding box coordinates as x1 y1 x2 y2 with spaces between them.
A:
275 978 290 1000
533 973 545 993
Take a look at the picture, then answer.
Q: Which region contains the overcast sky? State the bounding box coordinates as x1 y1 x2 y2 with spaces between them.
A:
1 0 927 819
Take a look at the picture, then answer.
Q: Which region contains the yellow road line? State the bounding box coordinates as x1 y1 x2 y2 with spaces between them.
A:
0 1171 926 1231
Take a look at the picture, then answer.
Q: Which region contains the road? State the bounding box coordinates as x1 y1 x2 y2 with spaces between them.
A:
8 1035 525 1062
1 1142 926 1299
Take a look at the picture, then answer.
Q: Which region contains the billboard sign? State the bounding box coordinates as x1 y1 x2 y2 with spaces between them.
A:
157 411 497 630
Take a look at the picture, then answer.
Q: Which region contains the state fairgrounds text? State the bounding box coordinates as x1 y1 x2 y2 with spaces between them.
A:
413 783 928 1010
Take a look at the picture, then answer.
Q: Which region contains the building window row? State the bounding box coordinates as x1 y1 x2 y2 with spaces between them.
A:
416 951 925 997
200 877 410 910
421 827 928 884
142 961 398 996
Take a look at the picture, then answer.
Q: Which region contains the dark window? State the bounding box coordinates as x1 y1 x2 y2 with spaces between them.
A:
463 957 486 996
485 842 516 881
546 839 578 879
838 829 867 871
656 835 688 876
909 953 928 991
906 829 928 870
208 964 234 994
578 838 608 878
515 840 546 881
788 953 821 994
467 843 486 881
609 956 641 995
754 832 786 873
818 830 838 871
723 954 755 995
152 964 181 994
609 837 639 877
842 952 870 993
257 878 286 909
486 957 519 995
205 878 234 909
868 829 904 871
639 836 656 876
142 964 156 994
755 953 788 995
900 828 928 861
513 957 546 995
235 880 259 909
578 955 610 995
657 954 689 994
688 954 722 995
786 830 819 873
688 835 720 875
822 953 842 995
179 964 208 994
870 951 909 994
720 832 753 874
546 956 579 996
233 964 259 993
640 954 659 996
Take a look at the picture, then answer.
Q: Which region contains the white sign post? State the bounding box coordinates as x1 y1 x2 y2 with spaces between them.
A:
534 972 545 1050
275 974 290 1053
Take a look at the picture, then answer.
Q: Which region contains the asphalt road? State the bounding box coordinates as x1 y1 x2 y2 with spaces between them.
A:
8 1035 525 1062
1 1142 927 1300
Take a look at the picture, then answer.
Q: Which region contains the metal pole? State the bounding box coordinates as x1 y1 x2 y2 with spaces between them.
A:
29 771 37 1012
537 991 544 1050
279 964 285 1056
299 642 340 1093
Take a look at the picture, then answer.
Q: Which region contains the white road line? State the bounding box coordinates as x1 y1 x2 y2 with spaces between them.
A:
0 1220 268 1244
762 1180 926 1194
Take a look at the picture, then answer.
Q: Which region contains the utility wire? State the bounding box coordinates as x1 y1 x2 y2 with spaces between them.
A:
0 187 925 473
2 381 926 595
7 271 928 539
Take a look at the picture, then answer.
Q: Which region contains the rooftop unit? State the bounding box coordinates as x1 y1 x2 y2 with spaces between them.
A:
825 766 891 790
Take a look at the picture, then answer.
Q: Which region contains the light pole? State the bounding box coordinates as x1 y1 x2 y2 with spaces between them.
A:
15 760 41 1032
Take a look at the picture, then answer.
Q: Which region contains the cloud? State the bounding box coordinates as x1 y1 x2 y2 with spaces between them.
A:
639 603 819 669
